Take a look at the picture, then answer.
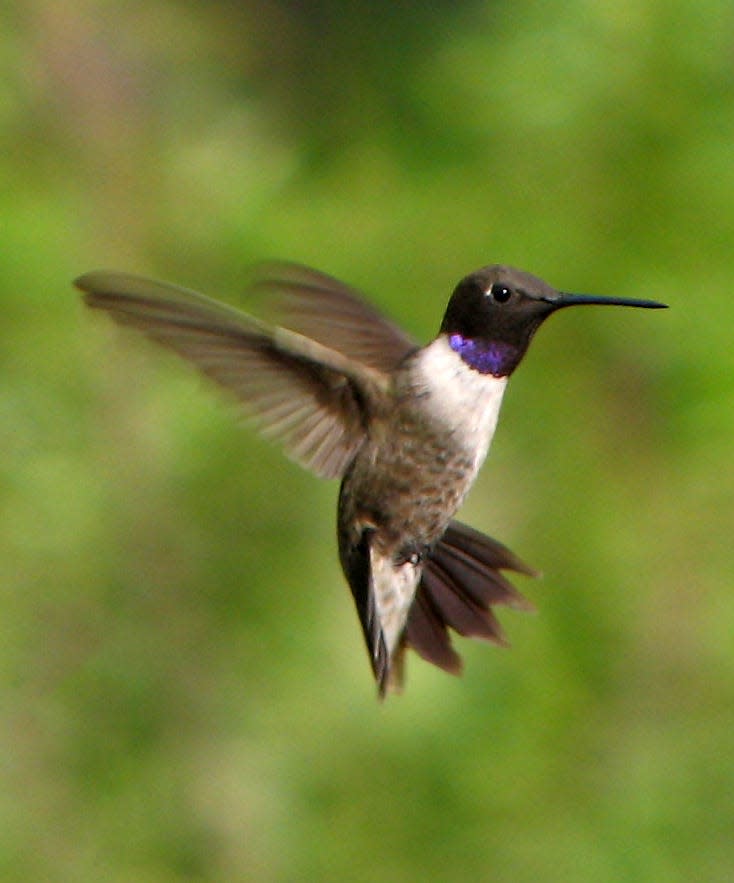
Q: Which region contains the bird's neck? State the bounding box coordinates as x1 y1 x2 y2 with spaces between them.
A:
407 337 508 463
447 333 518 377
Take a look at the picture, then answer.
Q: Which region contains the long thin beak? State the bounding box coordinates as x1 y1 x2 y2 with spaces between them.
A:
547 292 668 310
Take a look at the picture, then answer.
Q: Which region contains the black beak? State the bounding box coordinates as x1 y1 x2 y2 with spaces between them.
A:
547 292 668 310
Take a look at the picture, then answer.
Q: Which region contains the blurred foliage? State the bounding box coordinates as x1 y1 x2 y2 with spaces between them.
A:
2 0 733 880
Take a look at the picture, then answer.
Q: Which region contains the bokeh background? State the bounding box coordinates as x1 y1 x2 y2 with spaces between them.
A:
3 1 733 880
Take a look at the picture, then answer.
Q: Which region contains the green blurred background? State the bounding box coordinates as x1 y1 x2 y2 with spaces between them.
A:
2 1 733 880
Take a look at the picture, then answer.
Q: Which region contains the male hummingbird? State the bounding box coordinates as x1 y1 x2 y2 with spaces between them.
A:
76 263 666 696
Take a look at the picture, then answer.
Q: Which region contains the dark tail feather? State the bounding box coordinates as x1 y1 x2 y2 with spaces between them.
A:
403 582 463 676
420 563 510 646
405 521 537 675
438 521 538 583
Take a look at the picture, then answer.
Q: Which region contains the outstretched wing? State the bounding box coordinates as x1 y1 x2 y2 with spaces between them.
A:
249 262 417 372
77 271 391 479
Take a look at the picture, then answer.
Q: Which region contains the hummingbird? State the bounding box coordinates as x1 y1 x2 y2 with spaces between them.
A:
76 263 666 697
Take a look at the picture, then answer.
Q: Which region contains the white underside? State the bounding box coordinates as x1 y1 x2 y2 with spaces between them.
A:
371 337 509 658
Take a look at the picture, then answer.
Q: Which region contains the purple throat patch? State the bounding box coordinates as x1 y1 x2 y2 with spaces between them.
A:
448 334 516 376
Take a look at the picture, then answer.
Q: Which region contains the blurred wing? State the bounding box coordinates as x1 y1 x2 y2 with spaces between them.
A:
250 262 417 372
406 520 537 675
77 271 389 479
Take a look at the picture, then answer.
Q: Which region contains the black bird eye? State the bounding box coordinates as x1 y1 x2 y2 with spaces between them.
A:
489 283 512 303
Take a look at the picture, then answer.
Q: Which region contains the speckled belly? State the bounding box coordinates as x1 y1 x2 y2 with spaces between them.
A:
340 408 482 555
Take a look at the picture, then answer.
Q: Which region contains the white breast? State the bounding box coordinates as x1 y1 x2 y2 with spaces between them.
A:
410 336 508 469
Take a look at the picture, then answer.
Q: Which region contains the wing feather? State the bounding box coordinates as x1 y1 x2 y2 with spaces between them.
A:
250 262 416 371
76 271 390 479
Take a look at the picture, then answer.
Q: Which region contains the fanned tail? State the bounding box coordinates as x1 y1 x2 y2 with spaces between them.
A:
405 520 538 677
